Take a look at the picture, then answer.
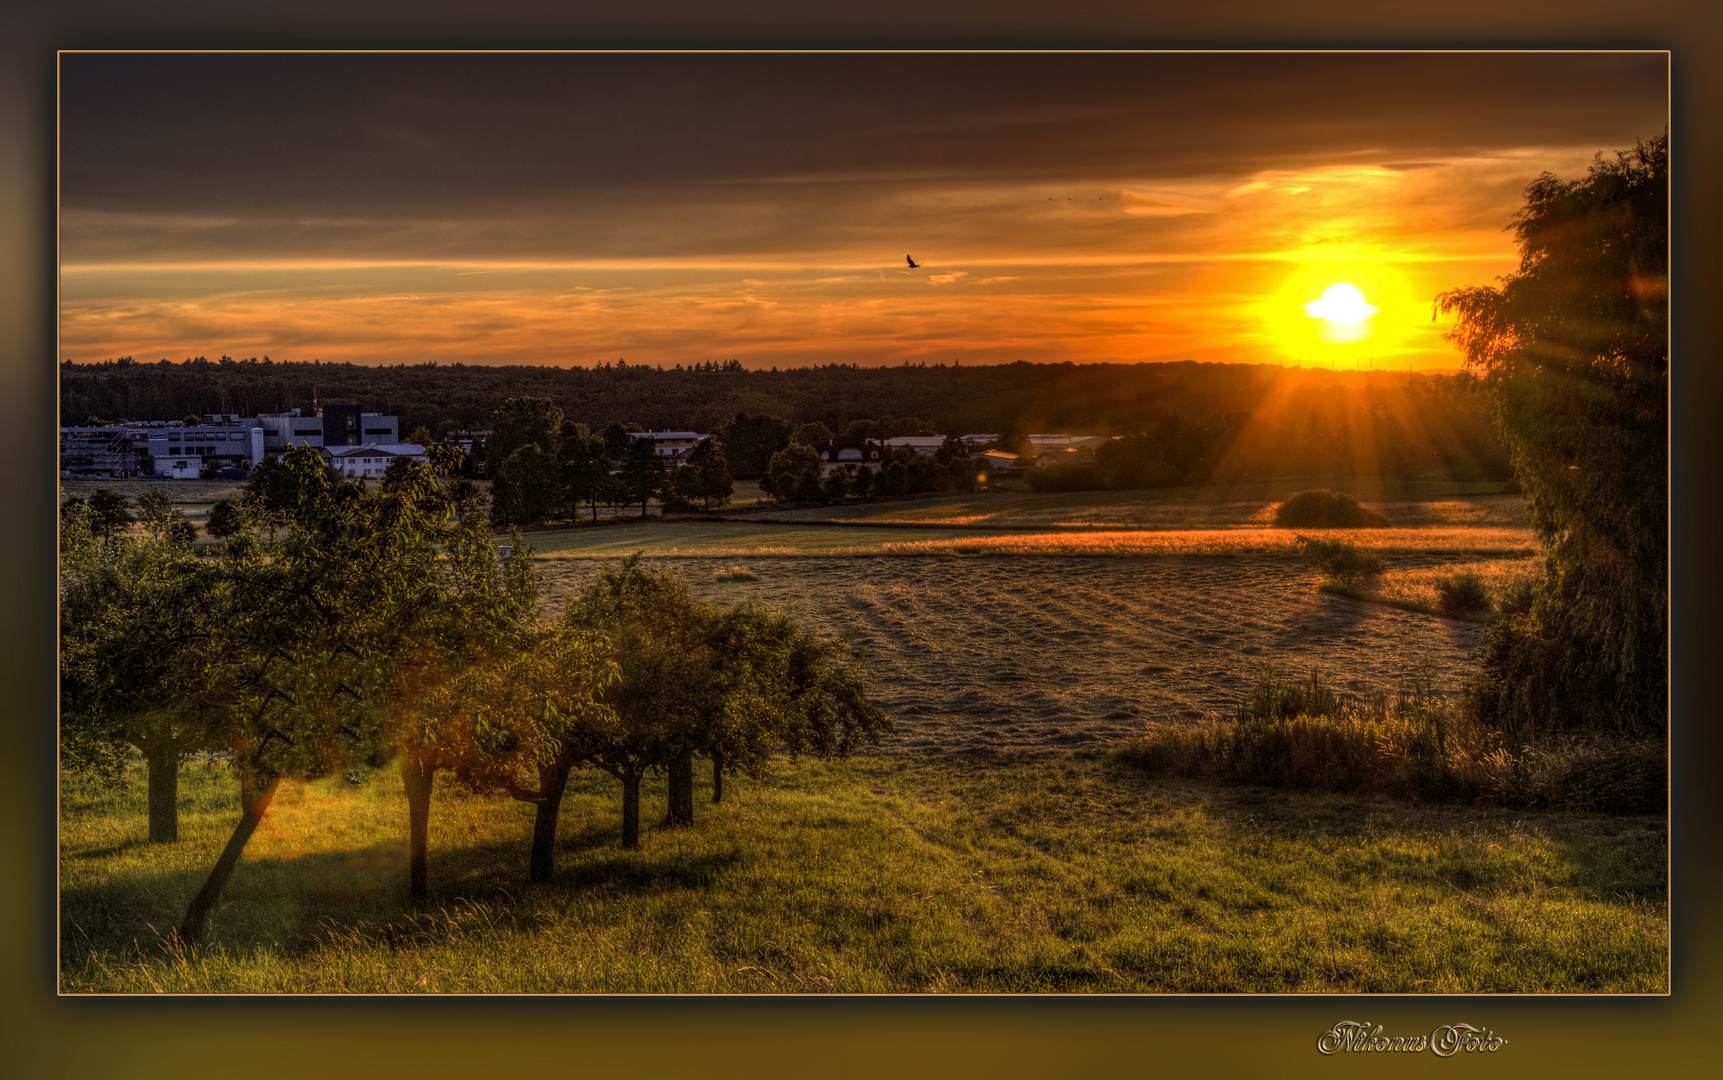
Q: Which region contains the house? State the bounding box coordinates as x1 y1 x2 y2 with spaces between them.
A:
323 443 428 479
812 437 888 478
629 430 709 464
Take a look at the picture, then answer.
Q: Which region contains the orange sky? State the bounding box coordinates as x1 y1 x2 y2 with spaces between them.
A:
58 53 1668 372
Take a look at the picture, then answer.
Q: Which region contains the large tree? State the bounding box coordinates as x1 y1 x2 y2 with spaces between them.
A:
85 488 133 540
485 396 565 474
448 622 618 883
617 435 665 518
559 429 612 522
568 557 890 848
177 447 466 939
1437 133 1667 740
715 412 791 480
673 437 734 510
491 442 563 526
60 506 228 842
760 443 824 503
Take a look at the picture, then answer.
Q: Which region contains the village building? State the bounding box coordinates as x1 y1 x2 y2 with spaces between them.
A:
61 406 405 480
970 449 1021 473
629 430 709 464
322 443 429 479
813 436 888 478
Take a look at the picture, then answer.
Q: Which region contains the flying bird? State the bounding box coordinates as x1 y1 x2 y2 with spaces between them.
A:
906 255 920 269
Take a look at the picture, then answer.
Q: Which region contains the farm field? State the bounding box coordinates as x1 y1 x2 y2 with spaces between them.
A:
61 480 1656 996
522 484 1531 751
539 555 1492 752
60 755 1667 994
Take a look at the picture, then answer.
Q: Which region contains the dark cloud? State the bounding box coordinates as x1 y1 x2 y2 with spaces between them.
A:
62 52 1667 219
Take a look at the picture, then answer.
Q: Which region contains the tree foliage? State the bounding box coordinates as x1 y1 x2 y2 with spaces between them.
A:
491 443 563 526
1437 134 1667 739
485 396 564 475
760 443 825 503
85 488 133 540
60 510 228 840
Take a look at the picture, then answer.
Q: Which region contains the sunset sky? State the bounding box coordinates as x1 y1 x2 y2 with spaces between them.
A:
58 52 1667 372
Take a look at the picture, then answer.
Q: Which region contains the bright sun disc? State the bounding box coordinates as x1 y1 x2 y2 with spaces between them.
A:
1304 283 1377 324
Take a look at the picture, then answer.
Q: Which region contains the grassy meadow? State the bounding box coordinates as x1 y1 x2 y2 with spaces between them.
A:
61 754 1666 994
60 480 1667 994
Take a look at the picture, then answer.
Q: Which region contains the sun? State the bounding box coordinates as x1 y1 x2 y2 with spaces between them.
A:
1258 262 1422 366
1304 283 1377 327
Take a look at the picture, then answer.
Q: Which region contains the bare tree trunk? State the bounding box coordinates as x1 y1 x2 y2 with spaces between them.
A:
146 747 180 843
620 767 641 850
401 750 436 904
177 772 279 946
711 749 724 804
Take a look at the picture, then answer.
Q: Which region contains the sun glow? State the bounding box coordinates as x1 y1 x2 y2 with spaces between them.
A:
1258 260 1428 367
1304 283 1377 326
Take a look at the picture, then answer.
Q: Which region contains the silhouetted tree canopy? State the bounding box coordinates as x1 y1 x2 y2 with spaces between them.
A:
1438 133 1667 739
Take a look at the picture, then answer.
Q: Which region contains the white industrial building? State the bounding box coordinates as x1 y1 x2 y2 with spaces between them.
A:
323 444 428 479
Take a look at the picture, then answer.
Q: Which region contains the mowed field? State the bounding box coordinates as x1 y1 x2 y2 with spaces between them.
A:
525 483 1531 753
541 556 1490 753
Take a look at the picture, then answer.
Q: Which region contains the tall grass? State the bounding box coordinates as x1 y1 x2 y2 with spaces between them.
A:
1110 668 1665 814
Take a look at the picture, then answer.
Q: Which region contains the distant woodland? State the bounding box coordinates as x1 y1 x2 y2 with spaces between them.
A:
60 358 1511 484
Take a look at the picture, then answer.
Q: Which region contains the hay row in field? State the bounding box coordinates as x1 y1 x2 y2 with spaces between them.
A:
531 527 1537 560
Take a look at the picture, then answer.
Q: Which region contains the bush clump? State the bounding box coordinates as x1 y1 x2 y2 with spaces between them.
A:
1110 667 1666 814
1434 571 1492 617
714 566 759 583
1111 668 1478 801
1273 489 1390 528
1296 536 1384 588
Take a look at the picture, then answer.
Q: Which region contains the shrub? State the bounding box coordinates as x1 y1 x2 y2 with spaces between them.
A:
1110 667 1665 814
714 567 759 583
1273 489 1390 528
1295 536 1384 588
1110 668 1486 802
1434 571 1492 617
1496 575 1539 617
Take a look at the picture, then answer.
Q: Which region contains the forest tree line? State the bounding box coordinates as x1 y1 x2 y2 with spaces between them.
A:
62 358 1512 485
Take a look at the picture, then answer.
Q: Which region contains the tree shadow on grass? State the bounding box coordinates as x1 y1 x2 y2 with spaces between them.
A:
61 818 747 973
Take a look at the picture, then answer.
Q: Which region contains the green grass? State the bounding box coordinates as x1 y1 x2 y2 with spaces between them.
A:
61 754 1667 993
